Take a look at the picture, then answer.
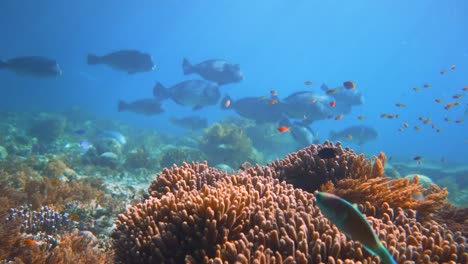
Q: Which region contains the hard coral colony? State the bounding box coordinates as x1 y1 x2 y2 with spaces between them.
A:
112 142 467 263
1 142 467 263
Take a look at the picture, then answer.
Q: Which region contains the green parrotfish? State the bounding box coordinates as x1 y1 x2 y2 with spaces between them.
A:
314 191 397 264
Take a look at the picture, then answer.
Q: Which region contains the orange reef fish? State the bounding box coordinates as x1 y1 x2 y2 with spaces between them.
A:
21 238 36 247
329 101 336 107
403 122 409 128
315 192 397 264
395 102 406 107
335 114 344 120
277 126 290 133
343 80 356 90
326 88 340 95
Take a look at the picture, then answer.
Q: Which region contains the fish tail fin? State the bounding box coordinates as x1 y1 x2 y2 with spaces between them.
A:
87 54 101 65
0 60 6 69
372 243 397 264
117 100 128 112
182 58 194 74
153 82 170 100
220 95 232 109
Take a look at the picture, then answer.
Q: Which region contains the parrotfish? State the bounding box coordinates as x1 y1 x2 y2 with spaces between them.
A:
314 191 397 264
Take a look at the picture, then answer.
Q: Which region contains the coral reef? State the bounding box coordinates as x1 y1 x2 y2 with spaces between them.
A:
28 113 66 143
113 161 468 263
158 146 207 169
247 140 376 193
199 122 264 169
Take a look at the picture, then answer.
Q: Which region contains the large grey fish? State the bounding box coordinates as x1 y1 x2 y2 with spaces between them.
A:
279 118 318 147
153 80 220 110
281 91 332 124
183 58 243 85
87 50 155 74
315 192 397 264
169 115 208 130
117 98 164 115
220 95 284 123
329 125 378 145
0 56 62 77
321 83 364 115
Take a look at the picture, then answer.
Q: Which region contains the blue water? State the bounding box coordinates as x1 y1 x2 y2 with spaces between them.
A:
1 0 467 163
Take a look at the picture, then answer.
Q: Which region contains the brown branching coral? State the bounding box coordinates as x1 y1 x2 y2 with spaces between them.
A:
113 161 468 263
45 231 113 264
321 173 449 220
247 141 374 193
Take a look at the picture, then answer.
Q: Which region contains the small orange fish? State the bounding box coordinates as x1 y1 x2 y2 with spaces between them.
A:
403 122 409 128
440 70 446 75
224 99 231 108
395 102 406 107
277 126 290 133
270 90 278 96
423 84 431 88
268 99 278 105
413 87 421 92
326 88 340 95
51 179 60 185
70 214 80 221
304 80 313 86
434 98 443 103
329 101 336 107
335 114 344 120
414 126 421 131
22 238 36 247
450 64 456 70
453 94 463 99
343 80 356 90
455 119 464 124
357 115 365 120
386 114 395 119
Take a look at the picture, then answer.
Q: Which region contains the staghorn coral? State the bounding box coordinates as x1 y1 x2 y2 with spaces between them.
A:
113 161 468 263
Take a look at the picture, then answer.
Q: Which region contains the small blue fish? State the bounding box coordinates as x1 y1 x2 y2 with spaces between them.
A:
79 141 92 154
315 192 397 264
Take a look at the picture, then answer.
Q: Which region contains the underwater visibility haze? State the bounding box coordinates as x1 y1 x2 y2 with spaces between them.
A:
0 1 467 263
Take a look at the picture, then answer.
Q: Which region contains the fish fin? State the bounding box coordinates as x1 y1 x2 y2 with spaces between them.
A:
220 95 232 109
0 60 6 69
117 100 128 112
192 105 203 111
182 58 194 74
366 243 397 264
153 82 170 100
87 54 101 65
